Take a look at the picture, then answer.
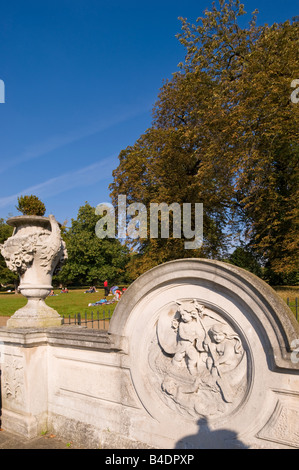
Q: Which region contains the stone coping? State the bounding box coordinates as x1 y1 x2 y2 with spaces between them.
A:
110 258 299 371
0 325 116 352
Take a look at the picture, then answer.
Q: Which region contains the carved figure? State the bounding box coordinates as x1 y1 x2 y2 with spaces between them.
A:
205 323 243 375
151 299 248 418
171 301 206 374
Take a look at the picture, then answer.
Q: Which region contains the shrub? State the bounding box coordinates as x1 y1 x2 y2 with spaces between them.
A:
16 195 46 216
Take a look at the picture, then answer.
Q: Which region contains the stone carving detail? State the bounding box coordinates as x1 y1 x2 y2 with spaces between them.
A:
0 214 67 327
149 300 248 419
257 395 299 448
1 235 35 274
1 214 67 277
2 356 24 405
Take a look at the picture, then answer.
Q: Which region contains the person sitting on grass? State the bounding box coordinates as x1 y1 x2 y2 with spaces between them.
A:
85 286 96 293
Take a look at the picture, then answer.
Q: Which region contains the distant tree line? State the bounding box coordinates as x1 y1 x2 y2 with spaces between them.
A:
0 1 298 288
0 198 297 289
0 201 131 289
54 202 130 287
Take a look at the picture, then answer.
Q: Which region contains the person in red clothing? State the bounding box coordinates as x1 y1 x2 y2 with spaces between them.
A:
103 280 109 297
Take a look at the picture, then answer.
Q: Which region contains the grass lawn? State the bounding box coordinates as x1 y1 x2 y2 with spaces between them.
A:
272 286 299 320
0 285 298 322
0 288 118 318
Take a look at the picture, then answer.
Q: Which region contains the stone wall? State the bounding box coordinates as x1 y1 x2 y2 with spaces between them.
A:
0 259 298 449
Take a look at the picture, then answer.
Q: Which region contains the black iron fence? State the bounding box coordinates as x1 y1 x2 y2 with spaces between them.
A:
61 298 298 330
286 297 298 321
62 309 113 330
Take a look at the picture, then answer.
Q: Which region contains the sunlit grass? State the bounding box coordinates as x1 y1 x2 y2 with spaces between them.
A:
0 288 118 318
272 286 299 320
0 286 298 322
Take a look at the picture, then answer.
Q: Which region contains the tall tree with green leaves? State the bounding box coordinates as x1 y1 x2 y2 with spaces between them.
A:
110 0 299 281
55 202 130 286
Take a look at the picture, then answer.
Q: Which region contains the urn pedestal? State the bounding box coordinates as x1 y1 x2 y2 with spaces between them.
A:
1 215 67 328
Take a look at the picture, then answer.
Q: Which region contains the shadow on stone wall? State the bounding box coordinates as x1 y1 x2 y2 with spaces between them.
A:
175 418 248 449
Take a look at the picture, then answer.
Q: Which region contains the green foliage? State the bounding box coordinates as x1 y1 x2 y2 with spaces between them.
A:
226 246 262 277
110 0 299 280
55 202 131 286
262 268 299 287
0 218 18 286
0 218 13 244
16 195 46 216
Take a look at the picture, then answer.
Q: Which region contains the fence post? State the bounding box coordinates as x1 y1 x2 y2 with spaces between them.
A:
78 312 81 325
296 298 298 321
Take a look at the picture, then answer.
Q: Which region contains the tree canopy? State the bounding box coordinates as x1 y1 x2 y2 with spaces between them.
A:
110 0 299 282
16 195 46 216
54 202 131 286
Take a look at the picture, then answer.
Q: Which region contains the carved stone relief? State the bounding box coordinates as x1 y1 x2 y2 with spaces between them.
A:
149 299 248 419
0 215 67 327
257 393 299 448
2 355 25 406
0 215 67 278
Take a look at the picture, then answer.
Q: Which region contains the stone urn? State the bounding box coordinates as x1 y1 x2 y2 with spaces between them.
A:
0 214 67 328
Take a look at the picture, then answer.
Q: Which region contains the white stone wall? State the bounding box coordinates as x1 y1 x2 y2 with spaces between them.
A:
0 259 299 449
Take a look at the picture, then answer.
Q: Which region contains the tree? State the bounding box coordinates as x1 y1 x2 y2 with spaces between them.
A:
55 202 130 286
226 16 299 277
110 0 299 281
110 128 228 278
173 0 299 278
227 246 262 277
16 195 46 216
0 218 18 288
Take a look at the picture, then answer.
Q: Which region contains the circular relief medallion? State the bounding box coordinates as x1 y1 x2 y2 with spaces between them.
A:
148 299 249 420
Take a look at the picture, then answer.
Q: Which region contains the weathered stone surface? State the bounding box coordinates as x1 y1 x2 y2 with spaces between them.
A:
109 259 299 448
0 259 298 449
0 215 67 328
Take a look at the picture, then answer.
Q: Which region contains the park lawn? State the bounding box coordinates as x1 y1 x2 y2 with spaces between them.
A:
0 286 297 321
0 288 117 318
272 286 299 319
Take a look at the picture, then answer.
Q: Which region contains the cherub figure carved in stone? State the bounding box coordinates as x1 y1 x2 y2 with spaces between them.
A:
152 299 248 418
205 323 244 377
171 300 207 375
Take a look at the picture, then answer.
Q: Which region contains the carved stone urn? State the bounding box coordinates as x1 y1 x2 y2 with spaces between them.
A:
0 214 67 328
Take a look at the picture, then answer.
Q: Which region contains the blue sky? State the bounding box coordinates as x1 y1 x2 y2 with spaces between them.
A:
0 0 297 226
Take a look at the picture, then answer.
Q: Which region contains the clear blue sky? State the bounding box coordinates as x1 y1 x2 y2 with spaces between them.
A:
0 0 297 226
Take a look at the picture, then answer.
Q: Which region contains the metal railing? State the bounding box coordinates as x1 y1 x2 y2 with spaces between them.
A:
62 309 113 330
286 297 298 321
61 297 298 329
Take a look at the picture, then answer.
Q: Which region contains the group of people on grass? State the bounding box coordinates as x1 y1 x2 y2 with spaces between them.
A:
48 281 127 306
49 286 68 296
88 281 127 307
